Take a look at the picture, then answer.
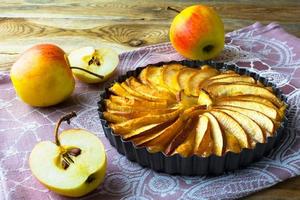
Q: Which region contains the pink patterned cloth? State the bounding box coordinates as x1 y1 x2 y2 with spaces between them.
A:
1 22 300 200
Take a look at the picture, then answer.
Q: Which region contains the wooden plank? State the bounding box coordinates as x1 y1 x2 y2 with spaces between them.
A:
0 16 299 71
0 1 298 22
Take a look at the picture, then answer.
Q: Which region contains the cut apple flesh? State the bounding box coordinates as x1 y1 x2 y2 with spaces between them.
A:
111 109 181 135
206 84 283 107
105 106 179 118
69 46 119 84
213 105 275 135
174 124 197 157
109 95 168 108
198 90 213 107
145 66 164 86
224 131 241 153
217 95 277 108
177 90 198 108
188 67 219 96
210 110 249 149
134 116 183 147
203 112 224 156
105 99 165 112
177 68 198 95
29 129 107 197
162 64 183 93
215 100 279 120
123 118 176 140
139 67 149 85
214 108 264 144
194 115 214 157
103 112 128 123
203 76 255 88
109 82 137 99
126 77 175 102
165 117 196 155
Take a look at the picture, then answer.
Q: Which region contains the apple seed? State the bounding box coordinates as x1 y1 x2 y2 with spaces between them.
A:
68 148 81 157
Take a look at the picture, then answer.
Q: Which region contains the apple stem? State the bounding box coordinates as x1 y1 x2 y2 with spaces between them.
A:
167 6 181 13
70 66 104 79
54 112 77 146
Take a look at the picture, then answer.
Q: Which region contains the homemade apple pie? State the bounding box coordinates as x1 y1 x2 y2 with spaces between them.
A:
103 63 286 158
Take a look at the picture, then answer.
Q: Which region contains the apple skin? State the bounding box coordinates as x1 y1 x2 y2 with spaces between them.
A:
169 5 225 60
10 44 75 107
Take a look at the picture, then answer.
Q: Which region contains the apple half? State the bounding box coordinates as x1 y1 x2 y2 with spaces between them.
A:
29 112 107 197
68 46 119 83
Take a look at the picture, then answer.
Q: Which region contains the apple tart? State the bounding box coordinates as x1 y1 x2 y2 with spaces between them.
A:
99 61 288 175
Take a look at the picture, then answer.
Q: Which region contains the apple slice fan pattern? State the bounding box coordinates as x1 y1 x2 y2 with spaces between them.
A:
1 22 300 200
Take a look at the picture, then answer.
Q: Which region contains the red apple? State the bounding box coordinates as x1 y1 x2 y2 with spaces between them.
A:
169 5 225 60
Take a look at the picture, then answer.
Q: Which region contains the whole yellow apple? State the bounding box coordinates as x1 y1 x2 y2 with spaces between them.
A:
10 44 75 107
169 5 225 60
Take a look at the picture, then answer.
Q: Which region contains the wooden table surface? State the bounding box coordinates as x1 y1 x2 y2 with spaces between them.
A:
1 0 299 199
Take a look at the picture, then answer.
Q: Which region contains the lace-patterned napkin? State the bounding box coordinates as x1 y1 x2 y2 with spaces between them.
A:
1 22 299 200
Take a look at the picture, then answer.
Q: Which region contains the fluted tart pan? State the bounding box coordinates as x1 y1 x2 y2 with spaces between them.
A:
98 60 288 176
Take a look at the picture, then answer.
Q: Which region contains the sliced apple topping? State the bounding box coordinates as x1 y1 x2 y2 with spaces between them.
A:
198 89 213 107
103 63 285 157
194 115 214 157
206 83 283 107
215 108 264 145
188 66 219 96
177 68 199 95
162 64 183 93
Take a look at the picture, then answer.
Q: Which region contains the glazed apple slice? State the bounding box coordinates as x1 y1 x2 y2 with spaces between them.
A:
214 108 264 144
161 64 184 92
213 105 275 136
198 90 213 107
105 100 163 112
177 68 198 95
206 84 283 107
133 116 183 148
111 109 182 135
109 95 168 108
210 110 249 149
121 82 164 101
203 112 224 156
138 67 149 85
103 106 179 123
131 106 203 149
203 76 255 88
215 100 279 120
123 118 176 140
144 66 165 86
165 117 196 155
188 66 219 96
224 131 241 153
177 90 198 108
194 115 214 157
109 82 138 99
174 127 197 157
126 77 176 102
206 72 240 80
217 95 277 108
102 112 128 123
